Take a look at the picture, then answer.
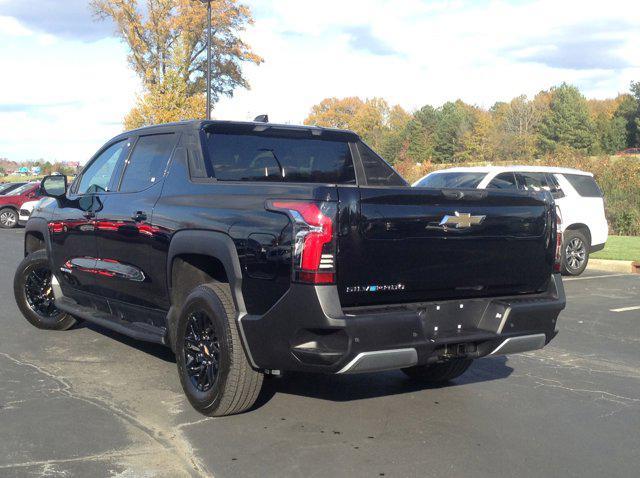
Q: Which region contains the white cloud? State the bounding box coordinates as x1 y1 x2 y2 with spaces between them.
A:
1 0 640 163
0 15 139 163
214 0 640 122
0 15 30 36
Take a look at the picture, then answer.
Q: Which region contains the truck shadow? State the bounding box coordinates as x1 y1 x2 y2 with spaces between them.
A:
77 322 513 408
79 322 176 363
256 356 513 405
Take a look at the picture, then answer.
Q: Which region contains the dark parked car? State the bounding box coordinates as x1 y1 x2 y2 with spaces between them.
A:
14 120 565 416
0 182 40 228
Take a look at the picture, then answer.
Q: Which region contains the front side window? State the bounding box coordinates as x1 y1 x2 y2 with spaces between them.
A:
417 172 485 189
119 134 176 192
487 172 518 190
516 172 548 192
205 133 356 184
77 140 128 194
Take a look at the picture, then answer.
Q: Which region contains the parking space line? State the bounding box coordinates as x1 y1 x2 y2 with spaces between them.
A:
564 273 634 282
610 306 640 313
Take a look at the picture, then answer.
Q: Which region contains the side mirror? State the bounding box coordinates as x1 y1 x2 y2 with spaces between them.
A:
41 175 67 198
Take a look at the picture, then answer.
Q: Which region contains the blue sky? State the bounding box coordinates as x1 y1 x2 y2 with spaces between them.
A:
1 0 639 163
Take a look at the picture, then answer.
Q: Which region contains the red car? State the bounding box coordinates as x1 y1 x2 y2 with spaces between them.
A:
617 147 640 155
0 182 41 228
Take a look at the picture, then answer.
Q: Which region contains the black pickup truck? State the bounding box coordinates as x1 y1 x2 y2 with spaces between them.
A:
14 120 565 416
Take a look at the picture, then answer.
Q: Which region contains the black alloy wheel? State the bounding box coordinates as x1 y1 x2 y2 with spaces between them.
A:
14 250 77 330
175 282 263 416
183 310 221 393
24 266 58 318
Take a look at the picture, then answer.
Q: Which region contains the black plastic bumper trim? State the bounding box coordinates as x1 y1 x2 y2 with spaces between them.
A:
241 275 566 373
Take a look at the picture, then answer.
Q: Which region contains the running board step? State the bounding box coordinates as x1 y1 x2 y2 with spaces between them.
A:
56 297 167 345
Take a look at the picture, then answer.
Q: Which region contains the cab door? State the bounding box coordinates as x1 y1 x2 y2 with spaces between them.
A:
91 132 177 320
50 138 131 300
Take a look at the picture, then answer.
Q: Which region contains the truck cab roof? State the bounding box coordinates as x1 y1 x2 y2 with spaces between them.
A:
122 120 360 142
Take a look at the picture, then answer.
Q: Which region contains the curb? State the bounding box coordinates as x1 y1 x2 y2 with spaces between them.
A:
588 259 640 274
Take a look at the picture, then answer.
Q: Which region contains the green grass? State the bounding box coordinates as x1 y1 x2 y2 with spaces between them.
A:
1 175 42 183
592 235 640 262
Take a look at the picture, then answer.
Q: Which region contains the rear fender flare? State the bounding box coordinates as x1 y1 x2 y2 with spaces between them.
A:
166 230 246 313
24 217 52 258
166 230 256 366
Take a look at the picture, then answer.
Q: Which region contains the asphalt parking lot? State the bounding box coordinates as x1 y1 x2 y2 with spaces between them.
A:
0 228 639 478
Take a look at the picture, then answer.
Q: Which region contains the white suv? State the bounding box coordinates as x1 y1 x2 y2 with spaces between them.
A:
414 166 608 276
18 199 41 227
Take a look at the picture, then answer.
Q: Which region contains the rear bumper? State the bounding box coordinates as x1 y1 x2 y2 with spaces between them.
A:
241 274 565 374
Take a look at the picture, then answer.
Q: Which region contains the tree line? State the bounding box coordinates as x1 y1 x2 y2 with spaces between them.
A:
304 83 640 166
90 0 640 172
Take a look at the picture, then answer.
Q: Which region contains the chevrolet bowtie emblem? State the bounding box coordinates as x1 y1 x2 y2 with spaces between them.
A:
439 212 486 229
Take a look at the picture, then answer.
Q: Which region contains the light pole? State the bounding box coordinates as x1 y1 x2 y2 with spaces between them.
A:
198 0 213 120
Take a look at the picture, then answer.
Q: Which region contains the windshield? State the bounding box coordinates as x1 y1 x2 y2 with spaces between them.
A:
416 172 486 189
6 183 36 196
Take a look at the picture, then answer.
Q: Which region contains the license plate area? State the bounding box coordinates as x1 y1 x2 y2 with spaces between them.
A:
418 299 490 337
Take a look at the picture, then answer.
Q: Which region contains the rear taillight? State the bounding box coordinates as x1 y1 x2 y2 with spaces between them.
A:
268 200 337 284
554 206 563 272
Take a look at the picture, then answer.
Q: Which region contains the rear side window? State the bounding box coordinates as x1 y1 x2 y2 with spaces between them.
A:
206 133 355 184
183 133 208 179
358 143 406 186
487 172 518 190
563 174 603 197
417 172 485 189
546 174 565 199
516 172 548 192
119 134 176 192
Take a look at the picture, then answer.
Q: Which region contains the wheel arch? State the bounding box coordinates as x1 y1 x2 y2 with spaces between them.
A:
24 217 51 257
167 230 246 312
0 205 18 220
166 230 251 359
564 223 591 245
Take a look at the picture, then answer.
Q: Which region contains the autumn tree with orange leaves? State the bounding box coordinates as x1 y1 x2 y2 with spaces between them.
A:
304 97 411 160
91 0 262 128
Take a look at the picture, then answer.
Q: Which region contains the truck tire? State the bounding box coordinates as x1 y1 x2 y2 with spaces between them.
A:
14 250 77 330
402 358 473 383
175 282 263 416
561 229 589 276
0 207 18 228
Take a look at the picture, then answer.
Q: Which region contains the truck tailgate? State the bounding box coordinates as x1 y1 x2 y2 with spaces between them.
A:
337 187 556 307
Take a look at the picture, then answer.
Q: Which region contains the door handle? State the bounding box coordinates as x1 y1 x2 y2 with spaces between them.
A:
131 211 147 222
